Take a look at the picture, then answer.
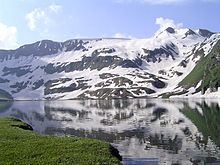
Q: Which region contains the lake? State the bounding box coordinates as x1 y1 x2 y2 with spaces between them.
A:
0 99 220 165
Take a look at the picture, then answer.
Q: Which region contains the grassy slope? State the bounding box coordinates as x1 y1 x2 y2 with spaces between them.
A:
180 40 220 93
0 118 121 165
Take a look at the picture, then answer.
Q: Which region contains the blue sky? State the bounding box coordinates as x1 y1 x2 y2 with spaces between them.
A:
0 0 219 49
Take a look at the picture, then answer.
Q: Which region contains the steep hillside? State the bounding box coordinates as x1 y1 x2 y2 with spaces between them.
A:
179 39 220 97
0 27 219 100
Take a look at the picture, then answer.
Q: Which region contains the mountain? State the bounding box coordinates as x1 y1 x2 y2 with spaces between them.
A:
0 27 219 100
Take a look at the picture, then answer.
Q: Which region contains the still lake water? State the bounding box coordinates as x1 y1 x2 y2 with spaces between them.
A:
0 99 220 165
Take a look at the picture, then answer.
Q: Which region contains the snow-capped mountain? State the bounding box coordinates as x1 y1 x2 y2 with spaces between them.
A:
0 27 220 100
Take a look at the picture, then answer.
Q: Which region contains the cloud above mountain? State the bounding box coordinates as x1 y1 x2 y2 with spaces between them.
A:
0 22 18 49
25 4 62 31
113 33 133 39
155 17 183 30
153 17 184 36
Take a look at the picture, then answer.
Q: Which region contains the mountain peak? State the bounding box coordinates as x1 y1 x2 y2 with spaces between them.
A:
185 29 197 37
165 27 175 34
198 29 215 38
0 26 220 100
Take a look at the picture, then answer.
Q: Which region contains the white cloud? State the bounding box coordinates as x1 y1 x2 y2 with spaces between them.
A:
0 22 18 49
49 4 62 13
25 4 62 31
116 0 187 5
155 17 183 31
113 33 133 38
25 8 46 31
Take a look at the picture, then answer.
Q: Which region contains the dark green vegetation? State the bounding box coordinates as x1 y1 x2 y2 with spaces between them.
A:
181 102 220 146
180 40 220 94
0 89 13 101
0 118 121 165
0 101 12 113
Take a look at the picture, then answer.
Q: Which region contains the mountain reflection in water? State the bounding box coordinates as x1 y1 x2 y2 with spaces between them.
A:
0 99 220 165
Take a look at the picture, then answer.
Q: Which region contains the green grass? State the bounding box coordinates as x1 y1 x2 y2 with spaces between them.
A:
180 40 220 93
0 118 121 165
179 55 206 88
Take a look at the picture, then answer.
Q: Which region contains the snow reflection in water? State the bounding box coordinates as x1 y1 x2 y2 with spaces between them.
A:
0 99 220 165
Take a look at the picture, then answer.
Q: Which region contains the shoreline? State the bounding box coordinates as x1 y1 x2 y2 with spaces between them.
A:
0 117 122 164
